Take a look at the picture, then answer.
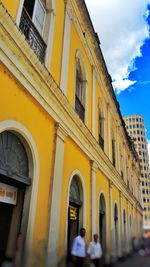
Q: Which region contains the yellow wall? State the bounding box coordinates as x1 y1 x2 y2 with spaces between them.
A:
1 0 19 19
50 0 65 84
0 63 55 265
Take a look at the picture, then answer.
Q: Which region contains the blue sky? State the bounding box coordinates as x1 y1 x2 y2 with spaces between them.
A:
85 0 150 157
116 5 150 141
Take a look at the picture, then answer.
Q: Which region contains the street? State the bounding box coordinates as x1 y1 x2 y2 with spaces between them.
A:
114 253 150 267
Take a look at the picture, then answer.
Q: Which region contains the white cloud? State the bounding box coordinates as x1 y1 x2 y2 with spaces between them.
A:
112 79 136 94
85 0 150 93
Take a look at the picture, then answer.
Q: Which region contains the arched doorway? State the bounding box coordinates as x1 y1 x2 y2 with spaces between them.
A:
0 131 31 265
114 203 119 258
67 175 83 258
99 194 106 254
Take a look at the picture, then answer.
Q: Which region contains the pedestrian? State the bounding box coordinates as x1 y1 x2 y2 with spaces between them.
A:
132 236 139 253
71 227 86 267
87 233 102 267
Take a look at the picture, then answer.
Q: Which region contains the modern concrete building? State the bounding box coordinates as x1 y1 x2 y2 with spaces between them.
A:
124 115 150 231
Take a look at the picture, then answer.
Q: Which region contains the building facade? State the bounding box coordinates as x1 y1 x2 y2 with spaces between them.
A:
0 1 143 267
124 115 150 231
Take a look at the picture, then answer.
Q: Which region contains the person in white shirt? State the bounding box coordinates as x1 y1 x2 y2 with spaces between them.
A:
71 228 86 267
87 233 102 267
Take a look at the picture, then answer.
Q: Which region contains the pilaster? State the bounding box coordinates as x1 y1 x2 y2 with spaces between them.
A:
60 2 71 95
109 180 114 259
91 160 98 237
119 191 123 257
126 199 130 253
46 123 67 267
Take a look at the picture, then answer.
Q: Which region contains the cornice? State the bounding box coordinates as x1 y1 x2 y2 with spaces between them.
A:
0 3 142 212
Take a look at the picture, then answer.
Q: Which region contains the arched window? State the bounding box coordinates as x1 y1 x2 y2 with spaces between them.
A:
98 98 104 150
0 131 29 182
69 176 81 205
75 52 87 122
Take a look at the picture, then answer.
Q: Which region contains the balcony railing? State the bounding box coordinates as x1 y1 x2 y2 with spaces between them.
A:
75 96 85 122
99 135 104 150
19 8 46 62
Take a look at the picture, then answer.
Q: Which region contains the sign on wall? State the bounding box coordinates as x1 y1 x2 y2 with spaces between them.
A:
0 182 18 205
69 205 78 220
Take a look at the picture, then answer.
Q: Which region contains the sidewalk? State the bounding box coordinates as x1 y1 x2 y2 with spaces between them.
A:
67 253 150 267
114 253 150 267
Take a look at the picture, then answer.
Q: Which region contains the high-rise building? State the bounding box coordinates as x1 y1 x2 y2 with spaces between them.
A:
124 115 150 231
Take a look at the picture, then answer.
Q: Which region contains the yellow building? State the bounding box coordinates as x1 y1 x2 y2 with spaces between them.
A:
124 115 150 231
0 1 143 267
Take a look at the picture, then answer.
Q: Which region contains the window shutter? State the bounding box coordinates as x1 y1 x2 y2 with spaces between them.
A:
32 0 46 35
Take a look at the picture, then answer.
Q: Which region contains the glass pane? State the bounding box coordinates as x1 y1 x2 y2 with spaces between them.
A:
70 176 80 201
34 18 43 34
33 0 45 34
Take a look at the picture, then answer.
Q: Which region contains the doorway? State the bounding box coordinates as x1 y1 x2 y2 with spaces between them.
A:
0 203 13 264
0 131 31 266
99 194 106 254
114 203 119 258
67 175 83 259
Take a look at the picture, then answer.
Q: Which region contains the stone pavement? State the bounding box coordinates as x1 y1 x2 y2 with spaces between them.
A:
114 253 150 267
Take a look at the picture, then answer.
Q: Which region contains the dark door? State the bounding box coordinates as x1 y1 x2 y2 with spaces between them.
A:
67 203 79 259
0 203 13 265
99 211 106 254
99 212 103 245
